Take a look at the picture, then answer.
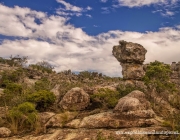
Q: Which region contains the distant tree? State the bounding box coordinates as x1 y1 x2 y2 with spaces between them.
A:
29 61 54 73
9 55 28 67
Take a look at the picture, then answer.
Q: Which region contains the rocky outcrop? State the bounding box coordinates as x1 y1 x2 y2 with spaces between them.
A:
51 84 60 102
66 90 157 129
0 127 11 138
114 90 155 118
45 111 78 129
3 127 171 140
170 62 180 85
59 87 90 111
112 40 147 80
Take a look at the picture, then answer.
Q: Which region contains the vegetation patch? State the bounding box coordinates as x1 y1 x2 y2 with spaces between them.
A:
27 90 56 111
7 102 37 134
90 88 120 109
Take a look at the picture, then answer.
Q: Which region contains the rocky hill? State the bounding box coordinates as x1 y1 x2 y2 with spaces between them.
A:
0 41 180 140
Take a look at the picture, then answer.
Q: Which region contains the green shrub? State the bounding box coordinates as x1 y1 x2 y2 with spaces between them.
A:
27 90 56 111
116 84 143 98
0 68 24 87
34 78 51 91
143 61 176 93
90 88 120 109
4 83 22 95
0 83 25 107
7 102 37 134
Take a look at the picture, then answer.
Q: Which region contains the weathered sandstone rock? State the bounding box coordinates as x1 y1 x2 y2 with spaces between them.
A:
59 87 90 111
114 90 155 118
112 40 147 64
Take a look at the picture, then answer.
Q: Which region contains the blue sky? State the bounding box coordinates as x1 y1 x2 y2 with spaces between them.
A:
0 0 180 76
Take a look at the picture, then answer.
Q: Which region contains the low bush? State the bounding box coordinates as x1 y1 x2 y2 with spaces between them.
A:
90 88 120 109
7 102 37 134
27 90 56 111
0 83 25 107
116 84 143 98
0 68 24 87
34 78 51 91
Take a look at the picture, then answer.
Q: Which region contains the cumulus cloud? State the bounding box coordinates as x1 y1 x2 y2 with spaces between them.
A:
56 0 83 12
0 4 180 77
116 0 178 7
56 0 92 17
115 0 179 16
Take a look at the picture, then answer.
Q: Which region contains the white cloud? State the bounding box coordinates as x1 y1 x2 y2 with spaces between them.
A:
86 6 92 11
56 0 83 12
161 10 175 16
101 0 108 3
116 0 178 7
86 14 92 18
0 4 180 77
115 0 179 16
56 0 92 17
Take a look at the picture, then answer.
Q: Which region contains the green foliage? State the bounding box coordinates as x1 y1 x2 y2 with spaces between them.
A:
116 84 143 98
0 83 26 107
4 83 22 95
27 90 56 111
34 78 51 91
79 71 94 79
7 102 37 134
143 61 176 93
29 61 54 73
91 88 120 109
0 68 24 87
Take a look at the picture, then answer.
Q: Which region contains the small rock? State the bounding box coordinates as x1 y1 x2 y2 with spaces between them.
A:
0 127 11 138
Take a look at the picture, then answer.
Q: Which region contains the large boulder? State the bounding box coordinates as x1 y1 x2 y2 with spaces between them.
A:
0 127 11 138
59 87 90 111
112 40 147 64
114 90 155 118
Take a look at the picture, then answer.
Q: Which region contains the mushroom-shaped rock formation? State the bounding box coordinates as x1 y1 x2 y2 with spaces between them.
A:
112 40 147 80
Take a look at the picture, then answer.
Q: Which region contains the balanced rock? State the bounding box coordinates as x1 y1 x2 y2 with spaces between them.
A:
60 87 90 111
112 40 147 80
